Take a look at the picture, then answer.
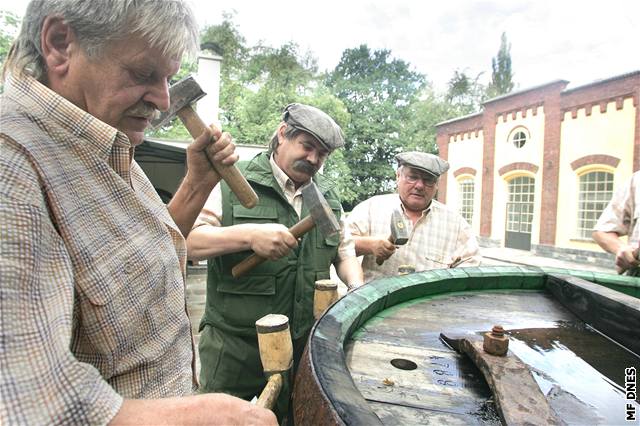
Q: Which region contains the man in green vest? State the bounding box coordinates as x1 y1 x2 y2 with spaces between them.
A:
187 103 364 420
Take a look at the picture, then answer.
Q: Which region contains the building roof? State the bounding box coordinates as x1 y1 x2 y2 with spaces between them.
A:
435 111 482 127
482 79 569 106
561 70 640 94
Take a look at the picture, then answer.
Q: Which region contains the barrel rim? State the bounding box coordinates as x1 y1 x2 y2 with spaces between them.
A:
299 265 640 424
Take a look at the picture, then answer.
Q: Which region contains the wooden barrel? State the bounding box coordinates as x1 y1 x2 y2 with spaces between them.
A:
293 266 640 425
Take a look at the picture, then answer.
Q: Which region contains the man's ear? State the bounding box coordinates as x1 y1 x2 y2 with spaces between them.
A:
277 123 288 145
40 15 75 78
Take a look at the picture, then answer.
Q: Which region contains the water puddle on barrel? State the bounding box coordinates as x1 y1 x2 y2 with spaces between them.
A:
507 320 640 424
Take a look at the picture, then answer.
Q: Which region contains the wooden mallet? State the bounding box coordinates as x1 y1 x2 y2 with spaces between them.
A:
149 75 258 208
255 314 293 410
313 279 339 320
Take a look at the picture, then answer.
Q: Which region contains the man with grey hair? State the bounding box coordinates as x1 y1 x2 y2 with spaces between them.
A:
186 103 364 420
346 151 481 282
0 1 275 424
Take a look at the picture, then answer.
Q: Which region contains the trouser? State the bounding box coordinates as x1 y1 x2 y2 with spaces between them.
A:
198 325 308 424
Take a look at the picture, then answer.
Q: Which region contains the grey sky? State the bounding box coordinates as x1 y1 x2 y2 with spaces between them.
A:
4 0 639 92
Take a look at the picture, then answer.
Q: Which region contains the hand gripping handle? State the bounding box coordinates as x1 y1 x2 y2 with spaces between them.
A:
232 216 315 278
177 106 258 208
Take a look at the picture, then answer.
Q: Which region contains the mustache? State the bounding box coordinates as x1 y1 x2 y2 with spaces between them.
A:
292 160 319 175
126 102 159 120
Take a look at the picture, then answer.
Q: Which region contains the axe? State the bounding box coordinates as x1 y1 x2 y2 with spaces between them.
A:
150 75 258 208
255 314 293 410
232 182 340 278
376 209 410 265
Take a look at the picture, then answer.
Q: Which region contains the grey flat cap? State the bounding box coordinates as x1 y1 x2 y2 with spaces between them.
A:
396 151 450 177
283 103 345 150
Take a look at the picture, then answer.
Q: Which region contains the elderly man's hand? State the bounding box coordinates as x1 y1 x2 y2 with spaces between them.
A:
250 224 299 260
185 126 238 190
373 238 397 265
615 244 640 274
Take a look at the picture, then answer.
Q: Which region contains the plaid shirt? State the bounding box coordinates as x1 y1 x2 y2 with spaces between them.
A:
194 154 356 260
0 75 195 425
347 194 480 282
594 171 640 246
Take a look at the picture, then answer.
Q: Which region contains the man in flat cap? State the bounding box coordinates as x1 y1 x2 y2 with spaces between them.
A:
346 151 480 282
186 103 364 420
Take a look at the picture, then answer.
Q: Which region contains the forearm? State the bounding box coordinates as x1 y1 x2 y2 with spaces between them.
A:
353 236 379 257
168 174 218 238
186 223 261 261
592 230 625 255
111 394 276 425
334 257 364 289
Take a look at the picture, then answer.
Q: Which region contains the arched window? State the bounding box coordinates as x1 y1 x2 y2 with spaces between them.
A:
577 170 614 239
508 126 530 148
458 177 474 224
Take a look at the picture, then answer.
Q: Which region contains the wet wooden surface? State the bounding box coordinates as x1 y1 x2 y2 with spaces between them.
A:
344 289 640 425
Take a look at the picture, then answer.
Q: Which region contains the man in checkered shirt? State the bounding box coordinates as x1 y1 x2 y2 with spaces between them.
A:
346 151 481 283
0 0 275 424
593 171 640 276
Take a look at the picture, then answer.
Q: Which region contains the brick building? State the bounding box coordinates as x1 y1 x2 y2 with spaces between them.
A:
436 71 640 265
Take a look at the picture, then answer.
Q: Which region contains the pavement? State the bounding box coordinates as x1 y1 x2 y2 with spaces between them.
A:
479 246 614 273
184 247 618 376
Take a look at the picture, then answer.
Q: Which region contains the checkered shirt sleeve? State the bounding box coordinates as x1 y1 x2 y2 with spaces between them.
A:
1 75 194 424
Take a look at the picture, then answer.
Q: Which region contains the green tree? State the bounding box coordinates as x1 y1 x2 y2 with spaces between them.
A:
200 12 251 135
445 69 486 115
230 42 318 144
326 45 425 208
487 32 514 98
0 10 20 91
400 85 457 155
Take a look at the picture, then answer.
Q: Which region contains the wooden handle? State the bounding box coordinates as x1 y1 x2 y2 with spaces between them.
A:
232 216 316 278
176 106 258 208
232 253 267 278
287 215 315 238
256 373 283 409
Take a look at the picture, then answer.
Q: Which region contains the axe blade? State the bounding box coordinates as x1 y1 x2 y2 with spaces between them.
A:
149 75 206 131
301 182 340 238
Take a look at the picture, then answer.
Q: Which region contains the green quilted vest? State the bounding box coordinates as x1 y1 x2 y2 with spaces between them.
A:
201 152 342 339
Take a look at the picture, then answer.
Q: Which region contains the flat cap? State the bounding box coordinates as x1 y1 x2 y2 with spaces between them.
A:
396 151 450 177
283 103 345 151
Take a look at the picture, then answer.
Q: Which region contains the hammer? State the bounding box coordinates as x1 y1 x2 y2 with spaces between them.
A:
150 75 258 208
232 182 340 278
255 314 293 410
376 209 410 265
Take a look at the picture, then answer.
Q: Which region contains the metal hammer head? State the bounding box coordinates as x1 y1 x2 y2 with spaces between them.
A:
301 182 340 238
149 75 206 131
390 209 410 245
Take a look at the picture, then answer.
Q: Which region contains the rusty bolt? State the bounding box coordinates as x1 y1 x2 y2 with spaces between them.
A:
483 324 509 356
